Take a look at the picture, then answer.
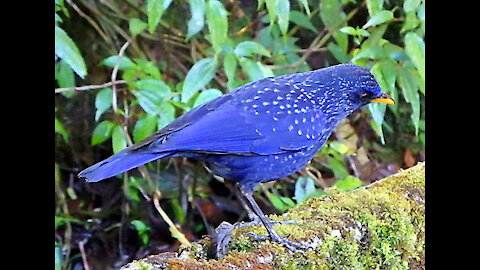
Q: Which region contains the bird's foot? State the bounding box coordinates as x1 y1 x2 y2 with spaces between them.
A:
233 218 298 229
246 232 311 254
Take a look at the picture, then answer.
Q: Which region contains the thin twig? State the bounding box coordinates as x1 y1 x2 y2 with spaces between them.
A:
111 41 130 113
153 190 191 246
78 239 90 270
55 80 127 94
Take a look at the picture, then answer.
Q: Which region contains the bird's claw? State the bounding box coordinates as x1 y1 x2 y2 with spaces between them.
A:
234 219 298 229
246 232 311 254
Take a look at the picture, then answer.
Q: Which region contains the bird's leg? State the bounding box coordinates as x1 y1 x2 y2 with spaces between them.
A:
233 183 298 229
238 184 310 253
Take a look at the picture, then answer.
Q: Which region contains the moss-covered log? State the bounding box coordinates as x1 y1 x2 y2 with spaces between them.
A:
121 162 425 270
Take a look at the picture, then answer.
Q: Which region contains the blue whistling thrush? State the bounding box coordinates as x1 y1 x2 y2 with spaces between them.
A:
78 63 394 253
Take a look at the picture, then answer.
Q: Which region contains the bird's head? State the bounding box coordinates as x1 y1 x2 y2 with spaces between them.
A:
314 64 394 120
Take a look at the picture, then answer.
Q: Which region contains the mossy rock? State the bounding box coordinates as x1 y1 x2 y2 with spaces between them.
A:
122 162 425 270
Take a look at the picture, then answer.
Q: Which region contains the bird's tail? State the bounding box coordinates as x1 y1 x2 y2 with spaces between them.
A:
78 150 173 183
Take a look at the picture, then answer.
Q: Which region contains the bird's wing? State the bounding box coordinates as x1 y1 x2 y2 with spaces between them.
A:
135 74 326 156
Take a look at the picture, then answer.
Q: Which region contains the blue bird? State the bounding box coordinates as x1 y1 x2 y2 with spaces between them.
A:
78 63 394 253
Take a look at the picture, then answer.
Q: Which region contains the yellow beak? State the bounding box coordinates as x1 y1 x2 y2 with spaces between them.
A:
371 97 395 105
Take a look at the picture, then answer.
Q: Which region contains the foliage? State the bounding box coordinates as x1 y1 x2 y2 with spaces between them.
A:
54 0 425 268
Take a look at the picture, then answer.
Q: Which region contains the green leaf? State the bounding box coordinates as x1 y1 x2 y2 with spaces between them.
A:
335 175 362 191
112 125 127 154
55 26 87 78
264 0 277 25
266 193 294 212
403 0 421 13
363 10 394 29
398 68 420 134
100 55 136 70
134 79 172 115
330 141 349 154
298 0 311 16
147 0 173 34
193 89 223 108
328 156 349 180
55 117 69 142
187 0 206 40
206 0 228 53
340 26 357 35
95 88 113 121
129 18 148 36
319 0 346 31
404 32 425 81
294 176 316 203
181 57 217 103
277 0 290 36
55 60 75 88
133 113 158 143
289 10 317 33
131 220 151 245
223 51 237 89
239 58 272 81
234 41 271 57
327 42 349 63
157 102 176 129
366 0 384 17
91 120 115 146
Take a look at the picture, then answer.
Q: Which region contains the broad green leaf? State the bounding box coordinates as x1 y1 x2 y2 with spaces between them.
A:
401 12 420 33
100 55 136 70
327 42 349 63
319 0 346 31
404 32 425 81
289 10 317 33
277 0 290 36
55 13 62 23
55 60 76 98
206 0 228 53
112 125 127 153
147 0 173 34
234 41 271 57
294 176 316 203
363 10 394 29
133 113 158 143
187 0 206 40
356 29 370 37
129 18 148 36
55 117 69 142
239 58 273 81
404 0 421 13
95 88 113 121
181 57 217 103
91 120 115 146
264 0 277 25
157 102 176 129
340 26 357 35
223 51 237 89
398 68 420 134
366 0 384 17
55 26 87 78
135 79 172 115
193 89 223 108
335 175 362 191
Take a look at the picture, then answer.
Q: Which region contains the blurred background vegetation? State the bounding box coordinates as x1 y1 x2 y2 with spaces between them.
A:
55 0 425 269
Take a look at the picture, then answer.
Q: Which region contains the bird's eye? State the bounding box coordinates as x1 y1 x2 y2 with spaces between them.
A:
359 92 369 99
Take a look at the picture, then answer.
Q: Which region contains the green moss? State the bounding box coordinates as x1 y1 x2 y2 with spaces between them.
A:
121 163 425 270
